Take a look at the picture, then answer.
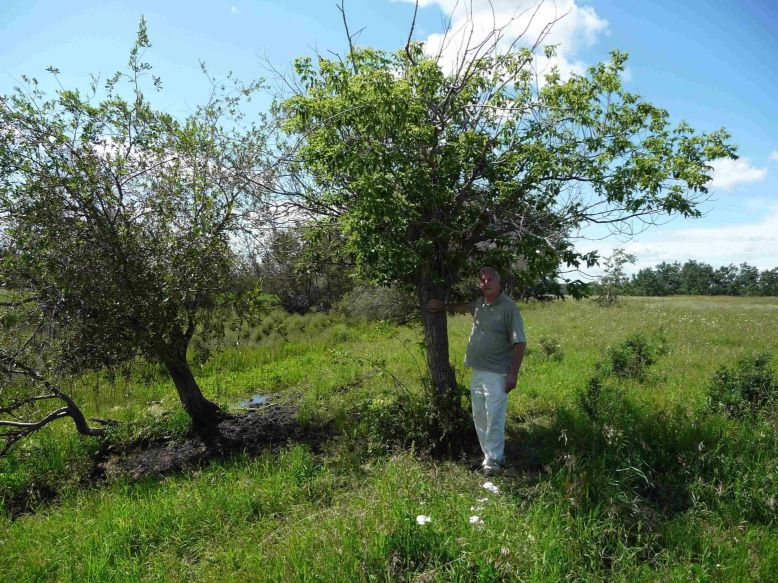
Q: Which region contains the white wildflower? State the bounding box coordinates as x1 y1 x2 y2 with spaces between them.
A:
482 481 500 494
416 515 432 525
469 515 484 525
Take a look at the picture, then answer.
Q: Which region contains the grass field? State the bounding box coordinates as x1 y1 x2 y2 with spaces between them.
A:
1 296 777 581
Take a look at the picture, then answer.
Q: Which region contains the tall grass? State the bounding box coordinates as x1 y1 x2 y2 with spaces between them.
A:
2 297 777 581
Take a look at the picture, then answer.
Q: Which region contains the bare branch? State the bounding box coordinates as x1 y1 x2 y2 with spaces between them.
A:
338 0 361 74
405 0 420 64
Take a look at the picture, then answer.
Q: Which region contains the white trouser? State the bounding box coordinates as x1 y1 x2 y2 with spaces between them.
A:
469 369 508 470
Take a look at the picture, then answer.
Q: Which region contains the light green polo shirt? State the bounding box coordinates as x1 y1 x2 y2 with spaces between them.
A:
465 292 526 374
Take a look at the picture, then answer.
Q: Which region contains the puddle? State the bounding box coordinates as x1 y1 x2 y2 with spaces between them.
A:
239 394 273 408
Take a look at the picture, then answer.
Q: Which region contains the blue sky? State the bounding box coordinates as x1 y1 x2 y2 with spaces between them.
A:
2 0 777 274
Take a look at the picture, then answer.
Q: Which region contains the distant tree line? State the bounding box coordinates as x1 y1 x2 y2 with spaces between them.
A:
622 261 778 297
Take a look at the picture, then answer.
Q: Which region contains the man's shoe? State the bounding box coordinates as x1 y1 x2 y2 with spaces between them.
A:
482 465 504 476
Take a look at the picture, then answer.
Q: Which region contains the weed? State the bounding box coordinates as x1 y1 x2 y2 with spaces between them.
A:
352 385 473 456
601 331 667 381
537 334 564 361
706 352 777 418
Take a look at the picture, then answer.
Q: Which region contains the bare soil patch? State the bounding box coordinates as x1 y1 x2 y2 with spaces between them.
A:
96 399 333 481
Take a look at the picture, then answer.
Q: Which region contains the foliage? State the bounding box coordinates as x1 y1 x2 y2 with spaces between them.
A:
570 382 777 530
707 352 777 418
573 334 776 549
537 335 565 361
279 23 735 404
281 44 733 293
600 332 668 381
336 284 418 324
595 248 636 305
352 386 472 456
255 224 353 313
0 19 272 435
627 260 778 296
0 298 108 452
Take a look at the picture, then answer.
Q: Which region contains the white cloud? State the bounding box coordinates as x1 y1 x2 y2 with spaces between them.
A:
230 5 239 16
579 202 778 275
769 150 778 162
709 157 767 190
397 0 609 79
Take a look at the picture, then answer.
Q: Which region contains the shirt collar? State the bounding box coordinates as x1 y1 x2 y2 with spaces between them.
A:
482 292 504 306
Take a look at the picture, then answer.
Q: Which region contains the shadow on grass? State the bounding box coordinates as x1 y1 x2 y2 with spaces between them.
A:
497 391 776 528
95 398 334 483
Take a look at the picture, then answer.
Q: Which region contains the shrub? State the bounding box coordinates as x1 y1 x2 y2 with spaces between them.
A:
706 352 777 418
537 335 564 361
569 379 778 527
352 386 472 456
602 332 667 381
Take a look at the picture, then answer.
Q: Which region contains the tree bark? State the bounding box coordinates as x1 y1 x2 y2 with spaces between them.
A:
161 337 221 434
57 390 106 437
417 278 461 417
0 389 105 454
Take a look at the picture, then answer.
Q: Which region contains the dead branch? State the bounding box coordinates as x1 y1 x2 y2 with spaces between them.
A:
405 0 420 64
0 350 107 454
338 0 364 74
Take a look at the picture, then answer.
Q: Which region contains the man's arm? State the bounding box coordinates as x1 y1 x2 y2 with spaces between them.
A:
505 342 526 392
427 299 471 314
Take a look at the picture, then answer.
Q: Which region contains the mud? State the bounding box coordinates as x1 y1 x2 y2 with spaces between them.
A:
97 400 333 481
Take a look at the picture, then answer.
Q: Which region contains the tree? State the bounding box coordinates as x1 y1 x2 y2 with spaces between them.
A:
0 19 272 443
759 268 778 297
256 224 353 313
735 263 760 296
680 260 715 295
653 262 683 295
596 248 636 305
629 266 664 296
711 264 739 296
277 5 735 414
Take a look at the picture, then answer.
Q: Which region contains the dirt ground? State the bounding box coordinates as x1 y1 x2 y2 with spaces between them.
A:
95 399 333 482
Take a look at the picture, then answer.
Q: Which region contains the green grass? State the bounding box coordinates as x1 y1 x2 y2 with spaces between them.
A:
2 297 777 581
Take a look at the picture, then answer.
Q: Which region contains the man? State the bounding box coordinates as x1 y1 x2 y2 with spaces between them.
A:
428 267 527 475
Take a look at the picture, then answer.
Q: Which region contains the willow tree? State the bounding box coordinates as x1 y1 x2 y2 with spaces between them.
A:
278 9 735 415
0 20 271 443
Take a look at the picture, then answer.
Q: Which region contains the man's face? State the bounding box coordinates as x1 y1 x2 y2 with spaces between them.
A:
479 271 500 296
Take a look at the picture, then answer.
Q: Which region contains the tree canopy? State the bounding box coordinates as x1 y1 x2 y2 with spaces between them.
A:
279 24 736 407
0 19 272 442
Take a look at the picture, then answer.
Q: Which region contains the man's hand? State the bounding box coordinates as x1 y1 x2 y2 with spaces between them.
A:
427 299 446 313
506 342 525 393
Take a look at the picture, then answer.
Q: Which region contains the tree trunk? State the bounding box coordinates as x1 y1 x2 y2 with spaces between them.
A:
162 338 221 434
417 279 461 418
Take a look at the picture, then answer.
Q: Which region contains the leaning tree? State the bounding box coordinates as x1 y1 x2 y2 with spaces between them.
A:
0 19 273 447
278 4 736 416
